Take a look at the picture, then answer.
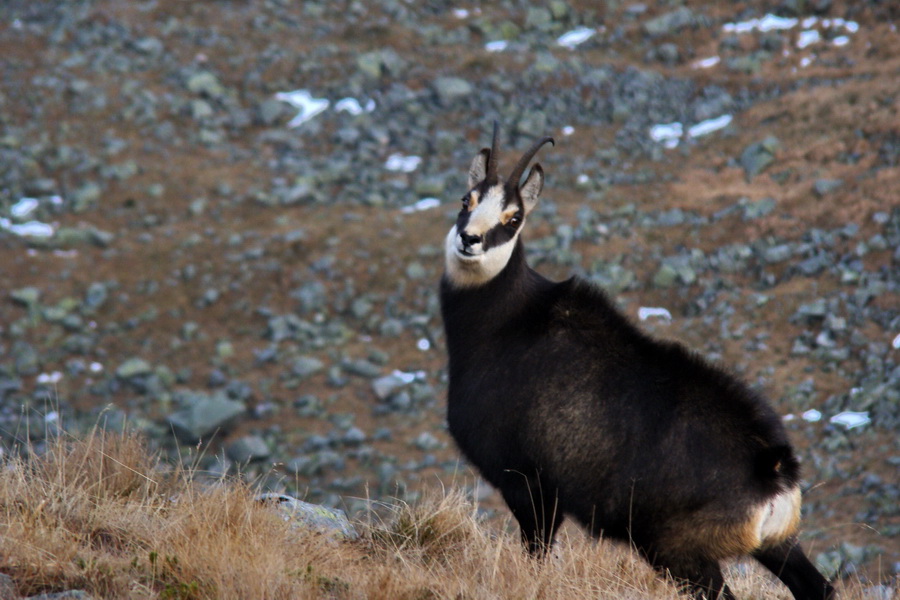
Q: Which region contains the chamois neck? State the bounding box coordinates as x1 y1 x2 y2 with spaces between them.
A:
440 239 551 331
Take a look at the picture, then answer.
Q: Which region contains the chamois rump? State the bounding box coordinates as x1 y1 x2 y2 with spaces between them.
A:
439 123 836 600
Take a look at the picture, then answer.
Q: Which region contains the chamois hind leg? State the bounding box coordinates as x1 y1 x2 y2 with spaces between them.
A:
753 537 836 600
499 477 563 556
646 551 736 600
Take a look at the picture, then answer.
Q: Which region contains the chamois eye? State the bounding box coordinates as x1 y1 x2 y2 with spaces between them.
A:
508 213 522 226
461 197 470 209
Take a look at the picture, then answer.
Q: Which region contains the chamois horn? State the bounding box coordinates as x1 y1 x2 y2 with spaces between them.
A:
506 135 555 188
486 120 501 183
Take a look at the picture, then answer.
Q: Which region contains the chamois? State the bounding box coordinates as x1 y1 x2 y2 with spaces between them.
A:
439 122 836 600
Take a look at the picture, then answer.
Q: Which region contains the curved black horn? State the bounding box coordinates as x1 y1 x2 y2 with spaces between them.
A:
486 120 500 182
507 135 555 188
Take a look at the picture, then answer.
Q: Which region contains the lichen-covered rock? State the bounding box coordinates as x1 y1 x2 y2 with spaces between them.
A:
256 493 358 540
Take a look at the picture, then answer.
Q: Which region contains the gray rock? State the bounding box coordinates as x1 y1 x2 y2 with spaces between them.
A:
25 591 94 600
256 493 358 540
795 298 828 321
742 197 776 221
256 98 286 126
643 7 694 36
84 282 108 309
652 264 679 288
0 376 22 400
372 373 412 400
14 342 39 376
740 136 780 181
0 572 15 599
341 359 381 378
226 435 270 463
525 7 553 30
71 181 102 212
342 426 366 446
432 76 473 105
762 244 792 264
166 391 246 443
356 49 405 79
654 43 680 65
116 357 153 379
10 287 40 307
186 71 225 99
291 356 324 379
813 178 844 197
412 431 444 451
132 36 164 55
725 53 766 75
405 261 427 280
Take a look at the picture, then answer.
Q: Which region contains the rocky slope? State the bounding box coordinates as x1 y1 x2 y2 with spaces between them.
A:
0 0 897 584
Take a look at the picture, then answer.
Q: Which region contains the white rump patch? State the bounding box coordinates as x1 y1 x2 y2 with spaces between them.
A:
752 486 801 547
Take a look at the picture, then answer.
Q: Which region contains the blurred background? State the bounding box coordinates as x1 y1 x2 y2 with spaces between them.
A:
0 0 897 584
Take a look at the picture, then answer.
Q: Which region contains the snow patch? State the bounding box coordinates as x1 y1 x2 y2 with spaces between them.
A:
829 411 870 429
385 154 422 173
401 198 441 214
638 307 672 322
274 89 330 128
557 27 595 49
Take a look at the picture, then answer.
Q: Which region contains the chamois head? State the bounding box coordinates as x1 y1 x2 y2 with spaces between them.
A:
444 122 555 288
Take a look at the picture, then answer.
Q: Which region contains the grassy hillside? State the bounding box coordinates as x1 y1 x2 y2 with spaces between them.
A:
0 430 882 600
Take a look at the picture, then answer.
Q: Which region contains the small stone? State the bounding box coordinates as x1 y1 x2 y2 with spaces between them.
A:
291 356 324 379
356 49 405 79
405 262 427 280
763 244 792 264
186 71 225 98
432 77 473 106
190 99 214 120
26 591 95 599
525 6 553 30
166 391 246 443
654 43 680 65
740 136 780 181
14 342 39 376
412 431 443 451
643 6 694 36
10 287 40 306
795 299 828 321
226 435 270 463
0 573 15 599
379 318 404 337
116 358 153 379
133 36 164 55
84 282 108 309
256 493 358 540
652 264 679 288
342 427 366 446
742 197 776 221
813 178 844 197
341 359 381 378
256 98 286 126
372 373 411 400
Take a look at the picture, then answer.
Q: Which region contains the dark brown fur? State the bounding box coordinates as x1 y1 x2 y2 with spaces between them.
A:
439 133 836 600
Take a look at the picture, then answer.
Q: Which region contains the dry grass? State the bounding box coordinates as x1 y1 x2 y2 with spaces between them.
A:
0 430 878 599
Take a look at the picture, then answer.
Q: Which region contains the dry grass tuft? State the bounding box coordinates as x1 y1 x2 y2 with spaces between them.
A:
0 430 880 599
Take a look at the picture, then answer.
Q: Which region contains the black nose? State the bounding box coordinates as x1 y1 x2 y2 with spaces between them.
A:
460 231 482 247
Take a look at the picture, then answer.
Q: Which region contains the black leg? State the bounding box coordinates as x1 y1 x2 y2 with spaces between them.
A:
499 476 563 556
646 551 736 600
753 537 836 600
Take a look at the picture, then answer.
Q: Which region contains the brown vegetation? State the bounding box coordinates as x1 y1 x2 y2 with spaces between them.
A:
0 429 882 599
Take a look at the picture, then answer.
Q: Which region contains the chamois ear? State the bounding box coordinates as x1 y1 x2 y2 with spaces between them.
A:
468 148 490 190
520 164 544 215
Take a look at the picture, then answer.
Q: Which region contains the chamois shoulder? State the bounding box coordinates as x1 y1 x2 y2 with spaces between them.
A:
548 276 644 334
